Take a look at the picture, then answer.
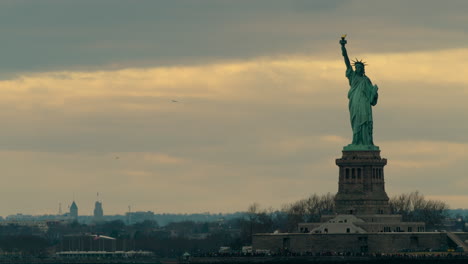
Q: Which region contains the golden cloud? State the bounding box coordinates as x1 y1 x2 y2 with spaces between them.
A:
381 140 468 169
0 47 467 116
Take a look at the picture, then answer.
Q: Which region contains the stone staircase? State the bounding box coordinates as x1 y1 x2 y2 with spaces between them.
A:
447 232 468 252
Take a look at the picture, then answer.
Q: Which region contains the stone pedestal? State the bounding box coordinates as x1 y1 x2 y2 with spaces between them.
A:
335 150 390 215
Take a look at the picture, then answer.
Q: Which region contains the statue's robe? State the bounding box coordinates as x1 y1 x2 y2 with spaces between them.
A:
346 68 378 146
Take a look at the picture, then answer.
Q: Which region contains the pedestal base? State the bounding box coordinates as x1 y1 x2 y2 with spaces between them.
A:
335 150 390 215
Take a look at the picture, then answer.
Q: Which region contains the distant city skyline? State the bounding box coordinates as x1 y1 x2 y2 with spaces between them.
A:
0 1 467 215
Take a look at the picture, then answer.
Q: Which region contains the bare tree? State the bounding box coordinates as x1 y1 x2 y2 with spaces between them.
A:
389 191 449 230
282 193 335 231
243 203 276 243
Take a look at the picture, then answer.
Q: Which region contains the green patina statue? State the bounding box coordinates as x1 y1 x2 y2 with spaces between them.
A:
340 35 379 151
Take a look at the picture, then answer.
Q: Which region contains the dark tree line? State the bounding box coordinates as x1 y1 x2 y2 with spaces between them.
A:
0 236 49 256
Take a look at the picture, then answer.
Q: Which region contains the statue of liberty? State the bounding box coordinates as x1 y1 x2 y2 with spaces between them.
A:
340 35 379 151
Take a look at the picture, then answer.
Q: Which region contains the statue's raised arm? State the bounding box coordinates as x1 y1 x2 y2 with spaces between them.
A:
340 34 352 70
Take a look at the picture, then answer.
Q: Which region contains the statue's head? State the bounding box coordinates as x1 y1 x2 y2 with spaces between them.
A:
353 59 366 76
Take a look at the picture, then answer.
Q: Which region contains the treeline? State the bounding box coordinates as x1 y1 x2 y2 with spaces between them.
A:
389 191 450 229
246 191 454 234
91 212 246 226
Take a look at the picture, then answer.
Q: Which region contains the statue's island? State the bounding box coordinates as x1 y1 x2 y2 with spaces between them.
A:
252 36 468 254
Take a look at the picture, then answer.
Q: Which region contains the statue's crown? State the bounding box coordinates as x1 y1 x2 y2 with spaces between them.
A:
352 58 367 66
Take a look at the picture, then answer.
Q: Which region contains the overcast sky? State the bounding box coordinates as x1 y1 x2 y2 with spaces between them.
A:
0 0 467 216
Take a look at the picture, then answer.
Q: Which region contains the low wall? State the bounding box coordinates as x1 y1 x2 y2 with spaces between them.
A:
253 232 468 253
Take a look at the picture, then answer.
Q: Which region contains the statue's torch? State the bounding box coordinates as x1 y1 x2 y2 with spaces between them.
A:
340 34 347 46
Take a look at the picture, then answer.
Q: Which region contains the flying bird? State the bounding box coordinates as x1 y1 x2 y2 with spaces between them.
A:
172 100 178 103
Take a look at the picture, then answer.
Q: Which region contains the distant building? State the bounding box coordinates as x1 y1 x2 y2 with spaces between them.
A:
93 201 104 222
69 201 78 221
126 211 154 225
0 220 49 233
5 213 34 221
